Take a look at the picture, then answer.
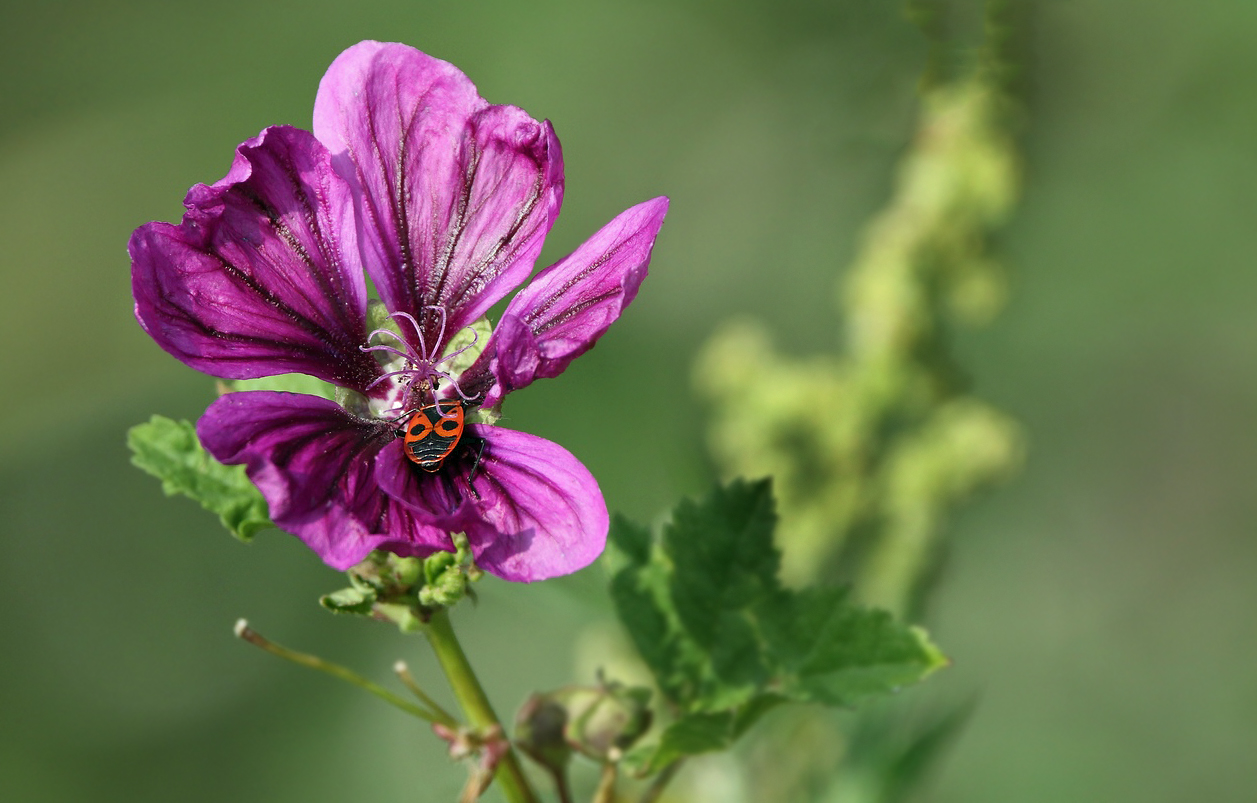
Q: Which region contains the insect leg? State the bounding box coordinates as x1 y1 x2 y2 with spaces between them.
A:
465 436 486 501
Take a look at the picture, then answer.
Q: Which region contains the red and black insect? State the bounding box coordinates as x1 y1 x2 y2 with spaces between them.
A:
402 400 466 472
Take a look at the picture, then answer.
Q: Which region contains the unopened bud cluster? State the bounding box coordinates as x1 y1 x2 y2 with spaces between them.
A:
321 536 480 630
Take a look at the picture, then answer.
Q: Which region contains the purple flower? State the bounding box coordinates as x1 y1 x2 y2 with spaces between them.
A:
130 41 668 582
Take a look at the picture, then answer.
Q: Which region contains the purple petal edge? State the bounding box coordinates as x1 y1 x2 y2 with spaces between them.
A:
197 391 451 570
131 126 383 393
313 41 565 355
476 196 669 407
461 424 609 582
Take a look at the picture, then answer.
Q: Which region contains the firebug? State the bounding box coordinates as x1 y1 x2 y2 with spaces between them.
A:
403 400 465 472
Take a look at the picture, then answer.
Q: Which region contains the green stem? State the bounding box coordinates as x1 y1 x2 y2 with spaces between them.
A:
393 660 459 728
234 619 443 723
425 609 539 803
639 760 683 803
591 763 616 803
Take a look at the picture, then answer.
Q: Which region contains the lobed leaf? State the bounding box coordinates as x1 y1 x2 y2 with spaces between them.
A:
608 515 705 704
608 479 947 770
760 588 948 706
127 415 271 541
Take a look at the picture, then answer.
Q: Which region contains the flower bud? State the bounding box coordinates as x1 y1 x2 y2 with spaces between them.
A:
418 549 469 608
514 693 573 774
515 680 653 769
561 681 652 760
349 551 423 594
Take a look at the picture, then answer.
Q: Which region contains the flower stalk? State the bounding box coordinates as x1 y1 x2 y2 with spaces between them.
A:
393 660 459 726
234 619 453 725
424 609 539 803
591 763 616 803
638 760 682 803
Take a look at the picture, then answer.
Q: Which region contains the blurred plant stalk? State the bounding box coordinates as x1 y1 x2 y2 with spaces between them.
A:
695 1 1027 620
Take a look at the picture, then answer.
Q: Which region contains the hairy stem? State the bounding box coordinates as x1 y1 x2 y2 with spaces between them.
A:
425 609 539 803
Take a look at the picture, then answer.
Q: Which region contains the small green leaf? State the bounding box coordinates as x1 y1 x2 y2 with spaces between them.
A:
608 549 698 705
127 415 271 541
319 586 377 615
762 587 948 705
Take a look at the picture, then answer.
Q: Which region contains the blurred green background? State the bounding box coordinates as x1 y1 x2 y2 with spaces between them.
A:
2 0 1255 800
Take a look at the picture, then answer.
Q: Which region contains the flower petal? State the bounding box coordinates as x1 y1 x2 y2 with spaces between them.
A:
476 197 669 406
373 437 473 531
462 424 609 582
313 41 564 353
131 126 383 393
197 391 450 569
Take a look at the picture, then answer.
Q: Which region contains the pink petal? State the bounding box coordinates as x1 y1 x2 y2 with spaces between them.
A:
131 126 382 393
313 41 564 353
374 437 474 531
197 391 450 569
463 424 609 582
476 197 669 407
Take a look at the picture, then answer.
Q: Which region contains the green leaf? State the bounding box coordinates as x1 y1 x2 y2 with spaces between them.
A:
608 479 948 771
633 711 736 774
665 480 777 694
608 517 702 704
127 415 271 541
319 586 377 615
759 589 948 706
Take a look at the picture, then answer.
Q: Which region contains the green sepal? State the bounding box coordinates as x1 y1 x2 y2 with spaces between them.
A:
561 681 653 761
418 534 475 608
127 415 271 541
219 373 337 400
441 316 493 378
